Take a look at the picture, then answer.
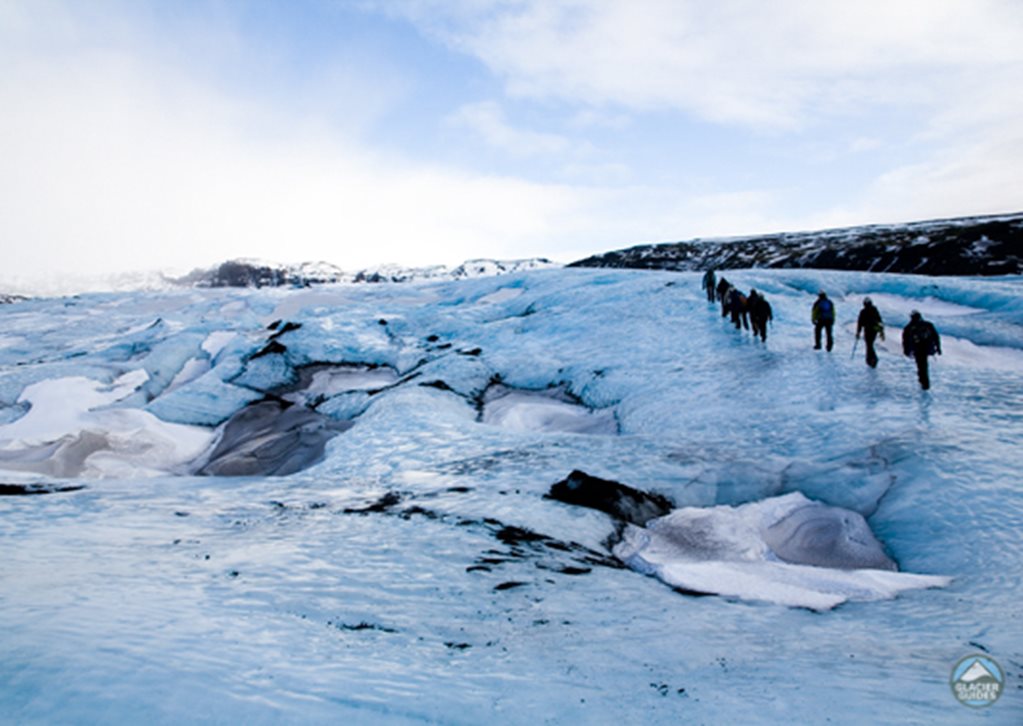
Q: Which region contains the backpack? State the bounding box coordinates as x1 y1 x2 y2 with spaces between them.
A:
908 322 938 355
815 298 834 322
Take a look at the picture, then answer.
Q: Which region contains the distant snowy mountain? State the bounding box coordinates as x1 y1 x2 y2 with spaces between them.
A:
351 262 450 284
570 211 1023 276
175 257 559 288
449 258 560 279
0 294 27 305
171 258 348 288
348 257 560 283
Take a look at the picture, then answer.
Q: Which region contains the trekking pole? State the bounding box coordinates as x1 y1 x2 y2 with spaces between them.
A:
851 335 859 360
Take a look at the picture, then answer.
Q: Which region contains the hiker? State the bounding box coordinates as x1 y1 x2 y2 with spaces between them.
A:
902 311 941 390
702 269 717 302
748 289 773 342
717 277 731 317
727 287 749 330
855 298 885 368
811 291 835 352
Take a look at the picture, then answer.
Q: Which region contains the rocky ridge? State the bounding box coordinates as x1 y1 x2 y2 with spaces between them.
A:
569 211 1023 276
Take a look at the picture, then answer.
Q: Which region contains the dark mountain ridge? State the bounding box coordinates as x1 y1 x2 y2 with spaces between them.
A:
569 211 1023 276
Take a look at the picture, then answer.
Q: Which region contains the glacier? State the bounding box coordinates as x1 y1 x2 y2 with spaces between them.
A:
1 267 1021 723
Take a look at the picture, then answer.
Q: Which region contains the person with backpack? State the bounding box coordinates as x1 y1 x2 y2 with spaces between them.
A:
727 286 749 330
856 297 885 368
748 289 773 342
902 310 941 390
716 277 731 317
702 269 717 302
811 291 835 351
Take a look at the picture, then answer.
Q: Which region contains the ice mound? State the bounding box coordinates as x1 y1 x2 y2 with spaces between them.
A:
145 370 262 426
613 492 950 610
481 386 617 434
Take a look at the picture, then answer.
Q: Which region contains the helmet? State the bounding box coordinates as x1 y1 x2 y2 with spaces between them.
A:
863 297 872 305
910 310 922 320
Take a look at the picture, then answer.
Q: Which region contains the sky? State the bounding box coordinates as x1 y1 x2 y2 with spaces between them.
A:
2 0 1022 290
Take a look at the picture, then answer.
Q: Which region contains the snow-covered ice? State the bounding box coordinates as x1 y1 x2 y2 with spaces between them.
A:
0 373 212 478
1 268 1021 723
614 492 950 611
481 386 617 434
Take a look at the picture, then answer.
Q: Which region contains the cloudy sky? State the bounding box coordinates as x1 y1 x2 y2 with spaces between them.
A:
2 0 1021 289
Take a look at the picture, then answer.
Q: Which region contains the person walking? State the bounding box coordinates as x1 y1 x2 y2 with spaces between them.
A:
811 291 835 351
702 269 717 302
902 310 941 389
727 286 749 330
716 277 731 317
748 289 773 342
856 297 884 368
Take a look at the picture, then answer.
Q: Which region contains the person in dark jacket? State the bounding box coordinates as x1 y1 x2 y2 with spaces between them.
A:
702 269 717 302
811 291 835 351
902 310 941 389
856 297 884 368
716 277 731 317
727 287 749 330
748 289 773 342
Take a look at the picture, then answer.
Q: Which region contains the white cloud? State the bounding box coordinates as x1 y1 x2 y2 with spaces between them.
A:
3 0 1022 293
857 128 1023 224
848 138 882 155
0 34 729 290
448 100 574 155
389 0 1023 129
0 2 615 286
3 1 785 290
387 0 1023 228
0 48 593 280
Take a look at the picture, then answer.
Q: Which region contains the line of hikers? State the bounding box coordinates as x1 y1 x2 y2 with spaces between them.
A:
703 269 774 342
702 269 942 390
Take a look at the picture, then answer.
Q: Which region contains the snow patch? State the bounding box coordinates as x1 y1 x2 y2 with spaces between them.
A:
614 493 950 610
201 331 238 359
284 366 399 403
477 287 525 305
481 387 617 434
0 373 212 478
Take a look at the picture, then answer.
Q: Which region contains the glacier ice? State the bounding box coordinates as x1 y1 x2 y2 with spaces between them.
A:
144 369 264 427
1 268 1021 724
230 349 297 391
